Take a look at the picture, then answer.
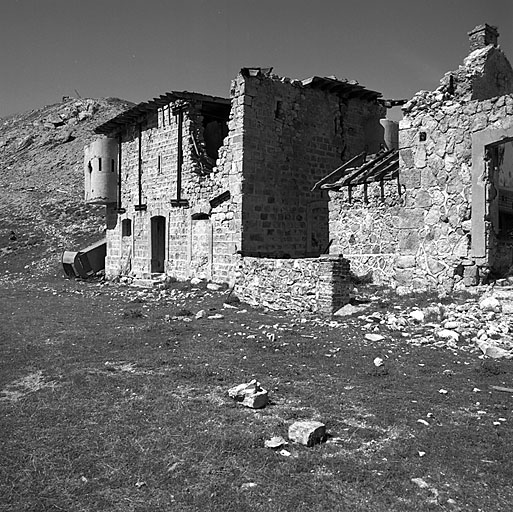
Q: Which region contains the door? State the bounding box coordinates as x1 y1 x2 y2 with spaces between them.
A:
151 216 166 273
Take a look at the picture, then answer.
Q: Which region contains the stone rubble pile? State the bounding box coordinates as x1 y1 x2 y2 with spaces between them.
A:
335 285 513 358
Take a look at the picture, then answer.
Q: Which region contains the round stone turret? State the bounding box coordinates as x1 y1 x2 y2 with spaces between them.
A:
84 138 118 205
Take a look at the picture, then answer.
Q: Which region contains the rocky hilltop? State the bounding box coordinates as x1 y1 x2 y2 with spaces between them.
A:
0 97 133 275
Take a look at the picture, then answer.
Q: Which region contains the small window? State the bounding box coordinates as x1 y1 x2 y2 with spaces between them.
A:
419 131 427 142
111 158 115 172
158 155 162 174
87 161 92 173
275 100 283 119
98 157 102 172
122 219 132 237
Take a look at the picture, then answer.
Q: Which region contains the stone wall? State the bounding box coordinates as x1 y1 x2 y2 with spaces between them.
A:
399 90 513 291
105 95 243 284
328 180 402 285
238 72 384 258
235 255 351 314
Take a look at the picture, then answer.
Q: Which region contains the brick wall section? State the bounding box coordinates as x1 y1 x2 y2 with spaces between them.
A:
238 73 384 258
235 255 351 314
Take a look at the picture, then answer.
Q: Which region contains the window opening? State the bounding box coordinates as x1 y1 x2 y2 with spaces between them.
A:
122 219 132 237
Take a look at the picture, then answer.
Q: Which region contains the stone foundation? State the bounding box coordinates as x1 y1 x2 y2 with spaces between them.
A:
235 255 350 314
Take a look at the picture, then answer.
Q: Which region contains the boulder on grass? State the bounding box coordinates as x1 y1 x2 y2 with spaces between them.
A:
228 380 268 409
288 420 326 446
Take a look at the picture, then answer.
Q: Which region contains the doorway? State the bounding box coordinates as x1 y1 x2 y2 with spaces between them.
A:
151 216 166 273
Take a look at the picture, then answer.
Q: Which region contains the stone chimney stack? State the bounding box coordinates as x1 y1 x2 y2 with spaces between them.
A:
468 24 499 52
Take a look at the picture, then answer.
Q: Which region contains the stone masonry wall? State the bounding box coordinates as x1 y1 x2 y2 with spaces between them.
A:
328 180 403 285
235 255 351 314
399 91 513 292
238 72 384 258
105 95 243 284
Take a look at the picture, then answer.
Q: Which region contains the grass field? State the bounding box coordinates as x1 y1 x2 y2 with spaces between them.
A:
1 275 513 511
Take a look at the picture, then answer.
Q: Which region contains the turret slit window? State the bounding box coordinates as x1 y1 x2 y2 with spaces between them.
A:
98 157 102 172
111 159 115 172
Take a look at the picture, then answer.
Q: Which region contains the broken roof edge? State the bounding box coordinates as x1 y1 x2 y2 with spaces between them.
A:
94 90 230 135
301 76 382 101
237 68 383 101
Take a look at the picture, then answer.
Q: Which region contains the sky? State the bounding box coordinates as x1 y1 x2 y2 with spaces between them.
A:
1 0 513 119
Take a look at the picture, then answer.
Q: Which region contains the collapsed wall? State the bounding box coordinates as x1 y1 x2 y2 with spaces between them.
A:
327 24 513 293
100 92 242 283
397 24 513 292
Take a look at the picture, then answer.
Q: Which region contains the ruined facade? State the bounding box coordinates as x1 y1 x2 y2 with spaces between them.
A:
84 23 513 308
325 24 513 293
86 69 384 312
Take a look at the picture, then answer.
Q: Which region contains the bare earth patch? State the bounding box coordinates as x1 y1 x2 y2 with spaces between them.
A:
1 370 59 402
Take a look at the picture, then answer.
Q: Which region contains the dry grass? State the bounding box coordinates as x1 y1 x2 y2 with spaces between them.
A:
1 276 513 511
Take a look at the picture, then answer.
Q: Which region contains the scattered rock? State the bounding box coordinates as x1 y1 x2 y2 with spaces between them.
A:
190 277 202 285
435 329 460 343
264 436 288 449
288 420 326 447
241 482 257 490
208 313 224 320
373 357 384 367
228 380 268 409
410 310 425 323
334 303 365 317
207 283 222 291
477 341 513 359
364 333 385 342
479 296 501 313
195 309 206 319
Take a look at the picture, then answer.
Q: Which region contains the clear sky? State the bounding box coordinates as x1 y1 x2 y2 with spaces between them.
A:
1 0 512 119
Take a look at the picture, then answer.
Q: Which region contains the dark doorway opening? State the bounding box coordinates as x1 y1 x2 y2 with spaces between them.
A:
151 216 166 273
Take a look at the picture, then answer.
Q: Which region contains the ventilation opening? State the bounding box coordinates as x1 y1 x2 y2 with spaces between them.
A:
275 100 283 119
111 158 115 172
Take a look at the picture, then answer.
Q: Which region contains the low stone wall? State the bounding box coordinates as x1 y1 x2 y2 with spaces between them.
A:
235 255 350 314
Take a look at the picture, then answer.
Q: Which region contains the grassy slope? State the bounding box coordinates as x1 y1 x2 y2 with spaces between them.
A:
0 97 133 275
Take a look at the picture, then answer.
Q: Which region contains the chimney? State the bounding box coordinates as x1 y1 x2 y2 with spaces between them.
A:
468 24 499 52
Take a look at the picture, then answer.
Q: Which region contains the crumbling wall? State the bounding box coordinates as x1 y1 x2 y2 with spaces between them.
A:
237 72 383 258
399 90 513 291
328 180 402 284
104 96 242 284
235 255 350 314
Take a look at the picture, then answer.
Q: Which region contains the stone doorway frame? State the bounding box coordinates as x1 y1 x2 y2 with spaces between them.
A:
150 215 166 274
471 124 513 269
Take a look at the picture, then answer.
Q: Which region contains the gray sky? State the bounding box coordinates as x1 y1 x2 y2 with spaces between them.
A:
1 0 512 118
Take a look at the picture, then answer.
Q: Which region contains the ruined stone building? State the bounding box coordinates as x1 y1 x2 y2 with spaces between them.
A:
323 23 513 294
85 68 385 312
84 23 513 312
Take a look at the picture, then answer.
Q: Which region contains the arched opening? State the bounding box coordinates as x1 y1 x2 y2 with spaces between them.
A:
151 216 166 273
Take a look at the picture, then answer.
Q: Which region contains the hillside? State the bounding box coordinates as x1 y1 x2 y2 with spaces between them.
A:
0 97 134 276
